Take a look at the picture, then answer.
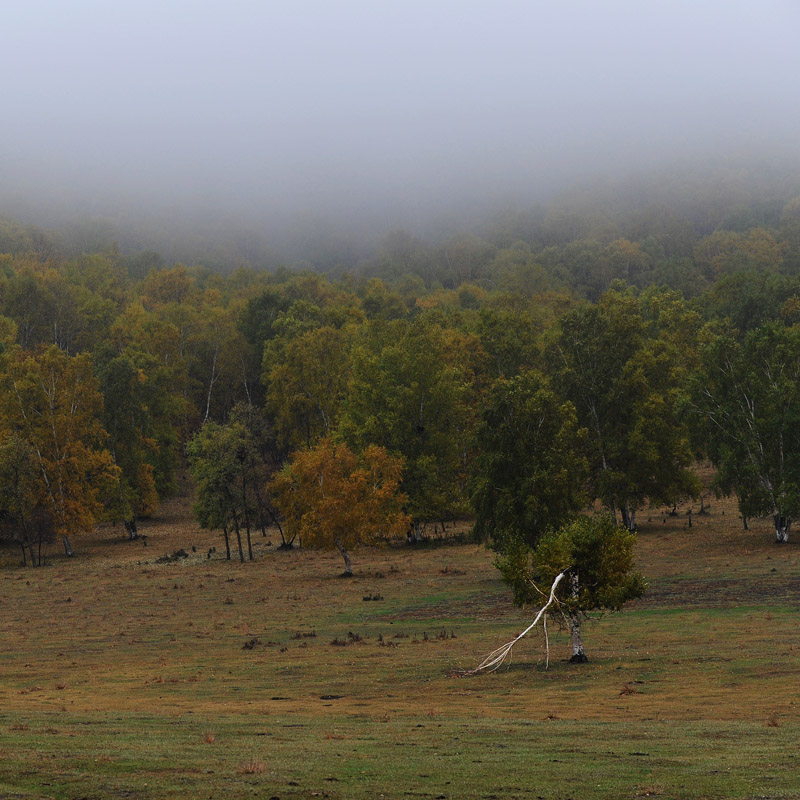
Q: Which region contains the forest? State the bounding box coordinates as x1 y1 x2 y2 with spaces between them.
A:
2 166 800 575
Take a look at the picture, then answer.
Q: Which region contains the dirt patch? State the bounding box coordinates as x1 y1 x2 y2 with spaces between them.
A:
635 575 800 609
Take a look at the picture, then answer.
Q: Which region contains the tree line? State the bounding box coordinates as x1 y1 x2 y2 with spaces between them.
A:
1 191 799 573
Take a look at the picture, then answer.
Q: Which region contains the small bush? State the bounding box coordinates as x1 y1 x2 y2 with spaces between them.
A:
238 758 265 775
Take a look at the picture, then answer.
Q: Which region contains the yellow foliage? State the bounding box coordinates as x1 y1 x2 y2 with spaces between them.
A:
270 437 409 556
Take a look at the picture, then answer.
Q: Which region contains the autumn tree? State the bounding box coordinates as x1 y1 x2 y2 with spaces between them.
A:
270 437 409 575
0 346 120 541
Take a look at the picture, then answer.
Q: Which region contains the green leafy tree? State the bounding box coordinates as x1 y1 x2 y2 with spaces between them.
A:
263 325 353 452
470 370 588 552
340 317 474 527
546 288 699 529
95 351 161 538
0 434 51 565
690 321 800 542
499 515 645 662
188 420 261 562
228 403 288 546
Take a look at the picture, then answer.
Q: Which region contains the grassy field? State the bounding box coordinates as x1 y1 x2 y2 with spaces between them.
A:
1 489 799 800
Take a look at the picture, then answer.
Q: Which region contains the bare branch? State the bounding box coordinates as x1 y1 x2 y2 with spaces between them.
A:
460 569 568 675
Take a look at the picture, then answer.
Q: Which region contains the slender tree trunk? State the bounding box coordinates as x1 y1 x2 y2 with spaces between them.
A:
203 344 219 424
619 505 636 532
222 525 231 560
568 572 587 663
334 536 352 576
125 518 138 540
774 514 791 543
742 516 749 531
20 542 27 567
233 515 245 562
239 468 254 560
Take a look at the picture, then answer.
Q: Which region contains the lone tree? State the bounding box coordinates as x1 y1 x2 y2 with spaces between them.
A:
188 420 259 562
487 515 645 666
270 437 409 575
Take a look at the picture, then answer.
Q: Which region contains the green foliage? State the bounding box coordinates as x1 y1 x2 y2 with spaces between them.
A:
690 321 800 528
263 324 354 451
546 287 699 525
95 351 162 525
470 370 587 551
497 514 646 613
340 317 474 521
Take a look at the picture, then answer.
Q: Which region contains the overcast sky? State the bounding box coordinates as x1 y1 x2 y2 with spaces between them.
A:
2 0 799 235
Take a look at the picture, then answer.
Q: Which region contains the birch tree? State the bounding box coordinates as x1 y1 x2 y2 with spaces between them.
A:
690 322 800 542
0 346 120 538
497 515 645 662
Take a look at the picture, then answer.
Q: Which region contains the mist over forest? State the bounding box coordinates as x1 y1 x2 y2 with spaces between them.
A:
2 1 799 271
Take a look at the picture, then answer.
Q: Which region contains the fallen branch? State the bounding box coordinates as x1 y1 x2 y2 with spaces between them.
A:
460 569 568 675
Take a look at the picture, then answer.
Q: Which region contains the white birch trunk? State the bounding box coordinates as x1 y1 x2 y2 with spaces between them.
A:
569 572 588 663
335 536 353 575
774 515 791 543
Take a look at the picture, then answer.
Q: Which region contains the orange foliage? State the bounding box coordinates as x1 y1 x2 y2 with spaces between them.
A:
270 437 409 560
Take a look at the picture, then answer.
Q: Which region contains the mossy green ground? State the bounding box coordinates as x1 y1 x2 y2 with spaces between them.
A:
1 492 799 799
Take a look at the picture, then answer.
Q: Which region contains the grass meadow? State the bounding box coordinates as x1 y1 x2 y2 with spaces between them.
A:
1 489 799 800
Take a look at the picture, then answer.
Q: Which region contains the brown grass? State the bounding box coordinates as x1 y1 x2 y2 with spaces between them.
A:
1 483 799 798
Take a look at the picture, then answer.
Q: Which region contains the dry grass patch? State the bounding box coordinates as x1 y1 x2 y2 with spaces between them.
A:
1 488 799 798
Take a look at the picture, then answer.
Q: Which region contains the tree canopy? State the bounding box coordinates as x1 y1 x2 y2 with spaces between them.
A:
270 438 409 575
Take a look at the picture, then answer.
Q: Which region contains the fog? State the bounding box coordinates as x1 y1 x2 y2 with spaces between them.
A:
2 0 799 263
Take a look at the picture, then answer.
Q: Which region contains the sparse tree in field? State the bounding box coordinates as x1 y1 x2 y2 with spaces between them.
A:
188 420 257 561
487 515 645 666
228 403 288 546
690 321 800 542
269 437 409 576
